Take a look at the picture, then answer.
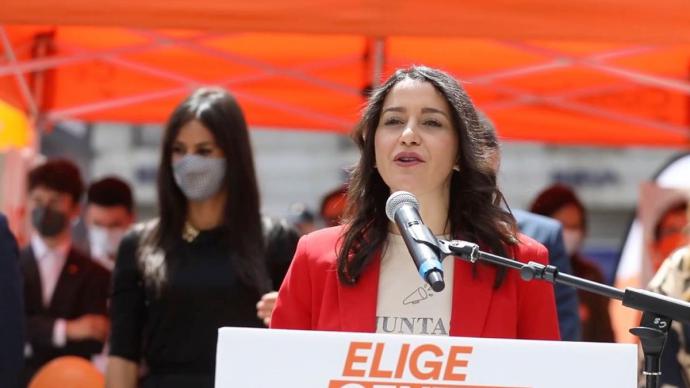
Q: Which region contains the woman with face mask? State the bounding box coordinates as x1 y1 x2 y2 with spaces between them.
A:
270 66 559 340
105 87 296 388
530 183 615 342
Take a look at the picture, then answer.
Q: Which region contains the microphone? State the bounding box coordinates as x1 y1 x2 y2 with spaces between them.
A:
385 191 445 292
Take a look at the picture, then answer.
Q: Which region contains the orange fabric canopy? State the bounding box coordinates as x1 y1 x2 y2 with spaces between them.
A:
4 0 690 43
1 1 690 147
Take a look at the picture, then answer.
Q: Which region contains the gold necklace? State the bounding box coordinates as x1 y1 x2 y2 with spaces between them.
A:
182 221 200 242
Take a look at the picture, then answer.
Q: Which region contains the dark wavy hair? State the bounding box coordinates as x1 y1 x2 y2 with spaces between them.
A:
153 87 270 293
337 65 517 288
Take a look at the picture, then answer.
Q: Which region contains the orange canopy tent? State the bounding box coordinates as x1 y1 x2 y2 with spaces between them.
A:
2 0 690 147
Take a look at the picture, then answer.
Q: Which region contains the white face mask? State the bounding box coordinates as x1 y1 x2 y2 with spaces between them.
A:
562 228 584 257
88 225 126 267
172 154 226 201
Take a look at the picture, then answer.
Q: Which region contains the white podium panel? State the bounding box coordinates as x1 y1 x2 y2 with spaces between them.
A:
216 328 636 388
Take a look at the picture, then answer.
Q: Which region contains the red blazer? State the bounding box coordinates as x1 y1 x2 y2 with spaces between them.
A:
271 226 560 341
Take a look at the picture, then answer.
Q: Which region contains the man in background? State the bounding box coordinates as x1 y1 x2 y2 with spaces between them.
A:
83 177 135 271
20 159 110 384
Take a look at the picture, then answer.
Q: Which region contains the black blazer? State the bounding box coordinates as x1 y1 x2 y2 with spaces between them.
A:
20 244 110 381
0 214 23 388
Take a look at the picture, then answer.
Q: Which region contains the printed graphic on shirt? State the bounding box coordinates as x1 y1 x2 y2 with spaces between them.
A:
376 316 448 335
402 284 434 305
376 233 453 336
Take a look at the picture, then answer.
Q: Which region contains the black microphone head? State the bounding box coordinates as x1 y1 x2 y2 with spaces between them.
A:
427 271 445 292
385 191 419 222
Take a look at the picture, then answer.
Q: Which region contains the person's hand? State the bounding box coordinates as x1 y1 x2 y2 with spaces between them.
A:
66 314 110 341
256 291 278 327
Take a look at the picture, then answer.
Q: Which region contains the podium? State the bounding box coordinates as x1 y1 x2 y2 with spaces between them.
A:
215 328 637 388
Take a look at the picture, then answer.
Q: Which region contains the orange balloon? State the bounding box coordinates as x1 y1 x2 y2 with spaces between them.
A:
29 356 105 388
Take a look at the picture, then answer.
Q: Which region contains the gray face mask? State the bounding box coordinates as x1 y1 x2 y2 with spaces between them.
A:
172 154 226 201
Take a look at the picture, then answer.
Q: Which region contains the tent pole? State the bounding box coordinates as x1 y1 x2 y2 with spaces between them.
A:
0 25 40 121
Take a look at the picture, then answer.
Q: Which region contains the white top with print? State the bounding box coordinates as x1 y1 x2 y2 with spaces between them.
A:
376 233 454 336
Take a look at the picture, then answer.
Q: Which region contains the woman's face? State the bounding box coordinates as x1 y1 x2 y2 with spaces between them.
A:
374 79 459 198
171 119 224 161
170 119 228 202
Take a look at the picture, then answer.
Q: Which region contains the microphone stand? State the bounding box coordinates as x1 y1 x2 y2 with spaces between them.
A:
436 239 690 388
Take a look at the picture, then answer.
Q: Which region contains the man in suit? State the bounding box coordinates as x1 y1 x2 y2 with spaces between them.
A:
20 159 110 384
81 176 135 271
1 213 23 388
478 114 582 341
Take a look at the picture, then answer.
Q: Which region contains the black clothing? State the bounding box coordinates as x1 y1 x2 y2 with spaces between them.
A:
141 373 214 388
263 217 300 289
109 218 298 386
0 214 23 388
20 245 110 383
